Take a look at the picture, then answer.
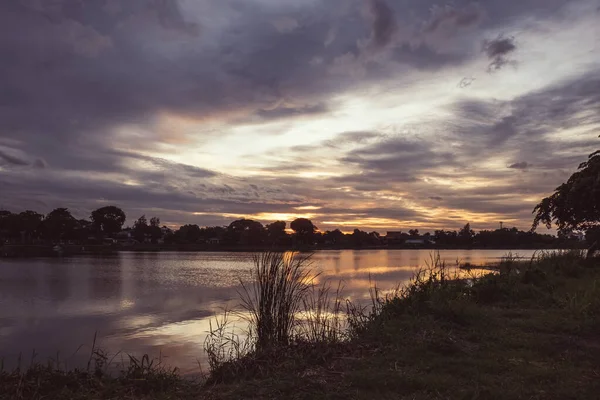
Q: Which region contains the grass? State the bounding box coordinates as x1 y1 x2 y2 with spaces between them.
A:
0 347 198 400
238 251 315 350
2 251 599 399
203 251 600 399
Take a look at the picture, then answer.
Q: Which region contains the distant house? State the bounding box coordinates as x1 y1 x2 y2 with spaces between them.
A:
405 238 426 246
385 231 436 247
115 229 137 246
207 237 220 245
116 229 133 239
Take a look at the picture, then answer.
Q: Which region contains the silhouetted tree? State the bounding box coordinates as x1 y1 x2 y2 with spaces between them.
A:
224 219 265 245
90 206 126 238
43 208 77 243
174 224 202 243
18 210 44 243
459 223 475 246
324 229 345 245
148 217 162 242
0 211 12 242
266 221 287 245
291 218 317 245
408 229 419 237
75 219 93 241
133 215 148 242
532 145 600 256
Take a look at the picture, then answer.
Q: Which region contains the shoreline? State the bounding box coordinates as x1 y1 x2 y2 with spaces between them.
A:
0 243 584 258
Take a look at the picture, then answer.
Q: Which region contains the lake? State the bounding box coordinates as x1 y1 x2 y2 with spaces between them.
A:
0 249 543 373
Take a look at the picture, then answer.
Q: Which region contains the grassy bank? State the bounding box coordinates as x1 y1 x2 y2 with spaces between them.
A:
2 252 599 399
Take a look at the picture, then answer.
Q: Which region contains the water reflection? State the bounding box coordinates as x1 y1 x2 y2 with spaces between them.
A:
0 249 542 373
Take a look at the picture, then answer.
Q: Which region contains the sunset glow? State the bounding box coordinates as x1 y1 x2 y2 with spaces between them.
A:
0 0 598 233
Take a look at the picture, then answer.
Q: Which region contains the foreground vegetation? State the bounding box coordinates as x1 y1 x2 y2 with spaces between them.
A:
2 251 599 399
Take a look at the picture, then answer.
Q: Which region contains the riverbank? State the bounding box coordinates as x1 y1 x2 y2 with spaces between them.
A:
1 252 598 399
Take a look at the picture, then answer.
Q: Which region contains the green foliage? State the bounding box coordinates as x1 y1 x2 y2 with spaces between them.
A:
533 146 600 235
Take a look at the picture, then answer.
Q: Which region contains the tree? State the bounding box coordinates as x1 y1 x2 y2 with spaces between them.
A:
324 229 345 245
266 221 287 245
90 206 126 237
18 210 44 243
43 208 77 242
175 224 202 243
133 215 148 242
459 223 475 246
408 229 419 237
148 217 162 242
0 211 12 242
224 219 265 245
532 145 600 256
290 218 317 245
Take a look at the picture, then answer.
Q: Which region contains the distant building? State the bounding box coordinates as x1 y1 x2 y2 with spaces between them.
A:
405 238 426 246
386 231 435 247
207 237 220 245
116 229 133 239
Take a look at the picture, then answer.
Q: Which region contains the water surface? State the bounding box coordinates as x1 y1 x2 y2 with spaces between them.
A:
0 249 541 373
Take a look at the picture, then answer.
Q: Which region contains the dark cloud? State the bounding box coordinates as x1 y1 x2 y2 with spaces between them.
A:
0 148 29 166
483 35 517 71
0 0 596 231
429 196 444 201
508 162 530 170
391 43 468 70
423 4 484 34
341 137 456 175
453 70 600 155
368 0 397 48
254 103 330 121
33 159 48 169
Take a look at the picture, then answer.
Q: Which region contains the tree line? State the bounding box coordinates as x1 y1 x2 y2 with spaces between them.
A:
0 206 163 245
0 206 580 249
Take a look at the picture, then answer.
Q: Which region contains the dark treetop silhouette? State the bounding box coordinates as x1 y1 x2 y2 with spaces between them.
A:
532 142 600 257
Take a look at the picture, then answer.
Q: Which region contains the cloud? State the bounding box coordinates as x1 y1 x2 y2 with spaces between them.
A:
483 35 517 72
0 0 597 232
33 158 48 169
423 4 484 34
0 148 29 166
508 162 530 170
254 103 331 122
368 0 397 48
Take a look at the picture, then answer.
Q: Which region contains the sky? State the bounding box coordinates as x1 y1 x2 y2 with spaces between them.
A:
0 0 599 233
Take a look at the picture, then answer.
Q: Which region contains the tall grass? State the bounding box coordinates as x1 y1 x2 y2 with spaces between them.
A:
0 345 183 400
299 280 345 343
238 251 315 350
